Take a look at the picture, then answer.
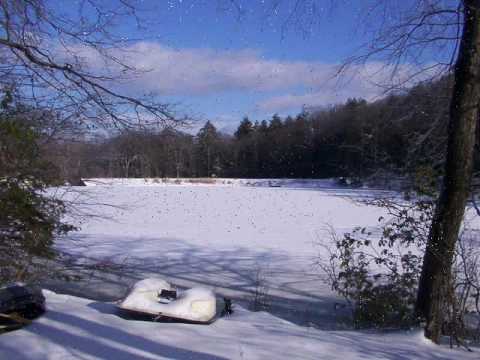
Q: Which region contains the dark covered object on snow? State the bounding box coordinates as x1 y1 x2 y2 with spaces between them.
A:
0 284 45 322
159 289 177 301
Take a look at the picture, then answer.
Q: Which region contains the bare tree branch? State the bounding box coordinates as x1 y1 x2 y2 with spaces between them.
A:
0 0 183 129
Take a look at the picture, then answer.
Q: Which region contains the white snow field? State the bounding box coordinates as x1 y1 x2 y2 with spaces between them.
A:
0 289 476 360
49 179 398 327
2 179 478 359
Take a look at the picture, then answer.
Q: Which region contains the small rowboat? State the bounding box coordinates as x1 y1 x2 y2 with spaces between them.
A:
117 278 221 324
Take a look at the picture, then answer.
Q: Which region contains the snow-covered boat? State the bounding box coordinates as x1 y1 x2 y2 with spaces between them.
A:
118 278 218 324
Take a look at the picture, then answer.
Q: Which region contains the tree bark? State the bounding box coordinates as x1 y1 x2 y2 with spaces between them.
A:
416 0 480 343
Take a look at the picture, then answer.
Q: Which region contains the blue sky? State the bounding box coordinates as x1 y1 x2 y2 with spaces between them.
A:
64 0 456 133
129 1 366 131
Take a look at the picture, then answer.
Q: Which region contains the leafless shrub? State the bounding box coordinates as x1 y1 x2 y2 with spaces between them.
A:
249 263 271 312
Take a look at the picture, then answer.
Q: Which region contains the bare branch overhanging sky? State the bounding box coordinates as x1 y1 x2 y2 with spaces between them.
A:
60 0 457 132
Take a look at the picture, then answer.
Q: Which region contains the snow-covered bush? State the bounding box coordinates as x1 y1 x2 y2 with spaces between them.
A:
320 196 433 329
321 192 480 345
449 232 480 344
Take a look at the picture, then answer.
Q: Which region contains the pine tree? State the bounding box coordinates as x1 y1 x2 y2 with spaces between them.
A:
196 121 221 177
0 94 75 282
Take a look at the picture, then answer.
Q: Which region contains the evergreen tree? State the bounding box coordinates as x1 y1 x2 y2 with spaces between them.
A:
196 121 221 177
234 117 254 140
234 117 257 177
0 94 75 282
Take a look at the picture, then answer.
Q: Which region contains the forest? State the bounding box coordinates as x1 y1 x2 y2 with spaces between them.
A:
46 76 454 185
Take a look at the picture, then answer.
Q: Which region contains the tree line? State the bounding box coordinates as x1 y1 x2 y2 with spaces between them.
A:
52 76 454 185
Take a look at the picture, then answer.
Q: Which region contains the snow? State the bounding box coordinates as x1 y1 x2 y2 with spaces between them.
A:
16 178 477 358
47 181 480 325
82 177 342 188
51 181 395 327
125 278 173 294
0 289 476 360
120 278 216 322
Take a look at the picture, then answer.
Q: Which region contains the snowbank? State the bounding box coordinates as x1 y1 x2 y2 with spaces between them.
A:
82 177 341 190
0 290 476 360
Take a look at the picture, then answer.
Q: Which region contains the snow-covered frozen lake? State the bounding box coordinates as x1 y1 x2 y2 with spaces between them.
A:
47 179 479 329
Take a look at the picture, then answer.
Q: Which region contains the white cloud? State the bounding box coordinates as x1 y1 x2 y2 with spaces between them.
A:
62 41 334 95
256 62 439 112
126 42 336 95
62 42 434 113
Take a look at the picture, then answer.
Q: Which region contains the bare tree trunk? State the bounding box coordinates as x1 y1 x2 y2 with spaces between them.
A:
124 159 130 178
416 0 480 343
207 146 211 177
